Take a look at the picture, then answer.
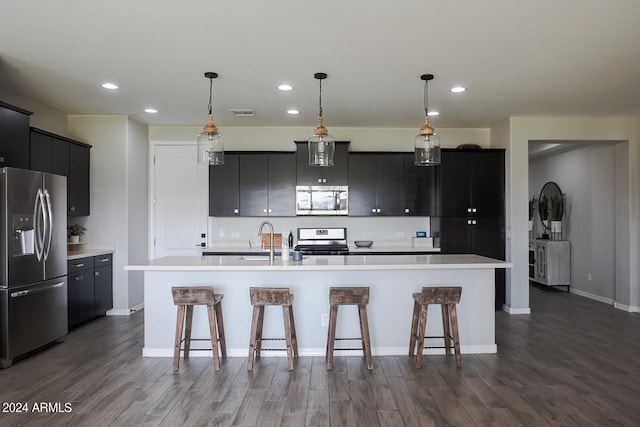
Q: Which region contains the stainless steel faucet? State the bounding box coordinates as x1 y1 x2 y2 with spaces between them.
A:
258 221 275 263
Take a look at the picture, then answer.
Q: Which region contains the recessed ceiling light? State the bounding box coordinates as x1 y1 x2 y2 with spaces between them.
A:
144 108 158 114
427 111 440 116
101 82 119 90
286 109 300 115
278 84 294 91
450 86 466 93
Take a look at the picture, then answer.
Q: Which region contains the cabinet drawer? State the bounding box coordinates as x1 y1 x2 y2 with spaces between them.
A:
67 256 94 273
94 254 112 266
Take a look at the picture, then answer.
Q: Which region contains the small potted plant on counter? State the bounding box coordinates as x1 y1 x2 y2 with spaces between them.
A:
67 224 86 244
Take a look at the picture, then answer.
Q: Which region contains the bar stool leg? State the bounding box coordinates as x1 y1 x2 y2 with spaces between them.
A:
282 305 295 371
215 303 227 357
409 299 421 356
184 305 194 359
326 304 338 370
450 304 462 368
206 306 220 370
358 303 374 370
416 304 428 369
255 305 265 358
173 305 185 372
442 304 451 355
288 304 299 357
248 305 261 371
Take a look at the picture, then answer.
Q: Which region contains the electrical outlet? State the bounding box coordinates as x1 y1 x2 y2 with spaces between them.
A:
364 232 372 238
321 313 329 326
231 232 240 238
219 228 226 237
587 273 592 282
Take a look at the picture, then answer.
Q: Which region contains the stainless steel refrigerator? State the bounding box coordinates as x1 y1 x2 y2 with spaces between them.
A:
0 167 68 368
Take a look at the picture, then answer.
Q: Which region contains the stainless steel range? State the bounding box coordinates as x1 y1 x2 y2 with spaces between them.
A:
294 227 349 255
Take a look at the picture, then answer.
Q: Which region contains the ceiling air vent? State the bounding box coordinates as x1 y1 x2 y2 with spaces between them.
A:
229 109 254 117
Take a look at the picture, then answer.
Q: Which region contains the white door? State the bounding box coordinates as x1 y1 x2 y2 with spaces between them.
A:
153 144 208 257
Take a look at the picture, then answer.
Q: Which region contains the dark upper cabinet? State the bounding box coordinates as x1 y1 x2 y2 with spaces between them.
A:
0 101 32 169
68 141 91 216
30 128 91 216
403 154 438 216
439 149 504 217
348 153 404 216
295 141 349 185
239 153 296 216
209 153 240 216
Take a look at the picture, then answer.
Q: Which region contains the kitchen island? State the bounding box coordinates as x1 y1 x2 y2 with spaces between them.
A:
125 254 511 358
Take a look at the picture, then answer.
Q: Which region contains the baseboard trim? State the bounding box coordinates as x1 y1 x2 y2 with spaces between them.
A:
614 302 640 313
570 288 614 305
503 305 531 315
106 303 144 316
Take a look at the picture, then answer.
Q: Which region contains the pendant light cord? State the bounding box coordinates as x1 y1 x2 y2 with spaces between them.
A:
318 78 323 117
208 77 213 115
423 79 429 117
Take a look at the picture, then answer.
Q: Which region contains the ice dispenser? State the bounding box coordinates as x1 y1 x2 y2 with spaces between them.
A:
12 214 34 256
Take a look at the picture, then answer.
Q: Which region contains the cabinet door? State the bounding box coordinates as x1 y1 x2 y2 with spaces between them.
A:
94 265 113 317
50 137 70 177
209 153 239 216
403 154 438 216
30 131 53 172
69 269 94 325
67 275 79 329
321 142 349 185
267 153 296 216
439 217 472 253
295 142 320 185
68 143 90 216
375 154 404 216
0 103 31 169
439 150 471 216
348 154 377 215
470 151 504 217
239 154 268 216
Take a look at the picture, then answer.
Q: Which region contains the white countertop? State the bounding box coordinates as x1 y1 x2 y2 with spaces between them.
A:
67 246 114 260
202 240 441 254
126 254 511 272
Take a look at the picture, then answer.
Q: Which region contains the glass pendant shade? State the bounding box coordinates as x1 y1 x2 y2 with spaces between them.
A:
414 130 441 166
197 116 224 165
308 116 335 167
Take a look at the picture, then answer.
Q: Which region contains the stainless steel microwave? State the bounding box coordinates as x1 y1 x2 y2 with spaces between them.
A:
295 185 348 215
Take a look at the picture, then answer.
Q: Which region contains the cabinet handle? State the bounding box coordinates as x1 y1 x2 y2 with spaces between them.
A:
371 208 376 213
472 208 477 213
233 208 239 214
404 208 410 213
467 219 477 225
263 209 268 213
70 206 76 212
95 271 100 276
322 178 327 183
317 178 322 183
376 208 381 213
74 263 84 268
75 275 83 281
100 258 109 262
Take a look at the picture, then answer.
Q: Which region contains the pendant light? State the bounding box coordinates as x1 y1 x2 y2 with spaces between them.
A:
308 72 335 167
197 72 224 165
414 74 440 166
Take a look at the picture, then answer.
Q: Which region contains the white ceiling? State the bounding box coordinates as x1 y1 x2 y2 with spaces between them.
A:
1 1 639 130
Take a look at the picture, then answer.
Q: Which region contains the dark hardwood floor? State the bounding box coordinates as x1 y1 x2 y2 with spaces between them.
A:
1 285 638 426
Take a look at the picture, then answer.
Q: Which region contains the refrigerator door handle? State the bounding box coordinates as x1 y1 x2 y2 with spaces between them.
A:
10 281 65 298
43 189 53 261
33 189 46 261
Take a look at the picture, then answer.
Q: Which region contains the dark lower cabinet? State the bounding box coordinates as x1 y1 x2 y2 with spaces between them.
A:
0 101 32 169
67 254 113 329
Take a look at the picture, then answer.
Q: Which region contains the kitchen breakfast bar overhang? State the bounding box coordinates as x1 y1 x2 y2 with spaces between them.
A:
125 254 512 358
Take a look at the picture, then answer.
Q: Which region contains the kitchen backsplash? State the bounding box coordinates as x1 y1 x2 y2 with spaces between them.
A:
208 216 431 247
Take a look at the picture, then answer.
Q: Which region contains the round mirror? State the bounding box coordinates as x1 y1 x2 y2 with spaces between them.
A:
538 181 563 230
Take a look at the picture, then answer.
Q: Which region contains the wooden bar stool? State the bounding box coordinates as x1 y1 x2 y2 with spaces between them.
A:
326 287 373 370
409 286 462 369
172 286 226 372
248 287 298 371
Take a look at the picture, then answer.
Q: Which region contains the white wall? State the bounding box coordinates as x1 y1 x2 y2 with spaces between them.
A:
67 115 149 312
529 144 616 301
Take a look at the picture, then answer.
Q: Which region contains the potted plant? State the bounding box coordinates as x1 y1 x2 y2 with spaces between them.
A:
67 224 86 243
550 194 565 234
528 196 536 232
